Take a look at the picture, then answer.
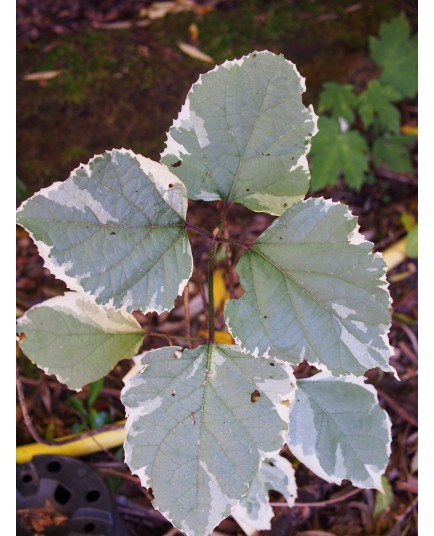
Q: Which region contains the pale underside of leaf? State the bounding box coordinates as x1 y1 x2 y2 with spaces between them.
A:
16 149 193 313
231 452 297 535
225 197 395 377
121 344 296 536
288 373 392 490
161 50 318 216
17 292 145 390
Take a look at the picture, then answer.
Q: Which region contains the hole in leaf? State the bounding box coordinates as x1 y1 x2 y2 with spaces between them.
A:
110 232 116 236
54 484 71 505
168 184 173 188
86 490 101 502
250 390 261 403
47 461 62 473
264 315 268 319
269 363 275 367
269 460 275 467
83 523 95 533
283 203 288 208
171 161 182 168
246 188 250 192
22 473 32 483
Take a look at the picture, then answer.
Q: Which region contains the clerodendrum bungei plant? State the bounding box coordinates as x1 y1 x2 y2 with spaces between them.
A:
17 51 396 536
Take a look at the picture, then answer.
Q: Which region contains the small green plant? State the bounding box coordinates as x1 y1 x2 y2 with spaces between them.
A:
68 378 109 432
310 15 417 191
17 51 396 536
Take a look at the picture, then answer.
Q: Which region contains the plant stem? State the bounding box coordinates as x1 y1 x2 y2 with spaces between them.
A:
207 202 231 344
184 221 251 249
147 331 205 343
208 239 218 344
182 285 192 349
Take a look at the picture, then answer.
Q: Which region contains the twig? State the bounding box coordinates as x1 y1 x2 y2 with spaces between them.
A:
96 467 154 501
398 340 418 366
17 369 125 446
148 330 204 343
16 369 47 445
223 228 236 298
193 267 209 319
208 235 218 343
270 486 362 508
184 222 251 248
377 388 418 428
399 323 418 355
373 168 417 185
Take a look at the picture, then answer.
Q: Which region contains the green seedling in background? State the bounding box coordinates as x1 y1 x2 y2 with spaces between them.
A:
310 15 417 192
68 378 109 432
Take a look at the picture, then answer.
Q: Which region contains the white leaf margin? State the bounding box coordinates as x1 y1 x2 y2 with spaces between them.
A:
231 452 297 535
16 149 192 313
288 371 392 491
16 291 144 391
225 196 397 380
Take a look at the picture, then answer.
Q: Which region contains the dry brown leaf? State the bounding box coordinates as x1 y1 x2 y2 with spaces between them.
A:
93 20 150 30
18 500 68 533
178 42 215 63
23 70 63 81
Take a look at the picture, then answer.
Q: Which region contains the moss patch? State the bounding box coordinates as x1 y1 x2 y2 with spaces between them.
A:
17 0 402 196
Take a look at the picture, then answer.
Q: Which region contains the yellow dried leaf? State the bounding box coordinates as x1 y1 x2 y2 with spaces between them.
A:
382 238 407 272
213 268 230 311
197 330 233 345
401 124 418 136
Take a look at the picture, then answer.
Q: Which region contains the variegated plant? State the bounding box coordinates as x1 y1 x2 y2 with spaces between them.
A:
17 51 395 536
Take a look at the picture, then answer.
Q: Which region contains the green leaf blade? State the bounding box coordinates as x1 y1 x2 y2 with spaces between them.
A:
122 344 296 536
17 292 145 390
372 134 414 173
16 149 193 313
231 453 296 534
309 117 369 191
369 16 417 99
288 373 392 490
225 198 394 376
162 50 318 215
406 224 418 258
318 82 357 124
357 80 401 133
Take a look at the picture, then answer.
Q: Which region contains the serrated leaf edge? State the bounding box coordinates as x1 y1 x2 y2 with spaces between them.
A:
288 371 392 491
225 197 396 378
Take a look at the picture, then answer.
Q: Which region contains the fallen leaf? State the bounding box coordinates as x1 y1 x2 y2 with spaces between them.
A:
18 500 68 533
213 268 230 311
189 22 199 42
197 330 233 344
382 237 407 271
400 124 418 136
178 42 214 63
23 70 63 81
